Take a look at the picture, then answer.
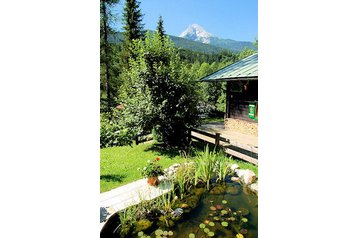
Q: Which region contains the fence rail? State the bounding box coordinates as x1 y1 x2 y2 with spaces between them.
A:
190 128 258 165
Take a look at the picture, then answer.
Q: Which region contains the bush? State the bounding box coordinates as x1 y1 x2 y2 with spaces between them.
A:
119 32 201 147
100 112 133 148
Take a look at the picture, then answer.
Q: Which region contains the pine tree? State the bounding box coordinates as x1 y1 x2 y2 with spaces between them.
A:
100 0 120 112
122 0 144 42
156 15 165 41
121 0 145 68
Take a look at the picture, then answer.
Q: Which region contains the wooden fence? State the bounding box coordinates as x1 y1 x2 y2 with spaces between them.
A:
190 128 258 165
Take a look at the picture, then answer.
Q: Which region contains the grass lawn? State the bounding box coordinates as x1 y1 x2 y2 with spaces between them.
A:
100 140 258 193
100 142 186 192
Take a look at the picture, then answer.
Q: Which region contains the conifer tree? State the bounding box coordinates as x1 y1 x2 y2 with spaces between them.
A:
122 0 144 42
121 0 145 67
100 0 120 111
156 15 165 41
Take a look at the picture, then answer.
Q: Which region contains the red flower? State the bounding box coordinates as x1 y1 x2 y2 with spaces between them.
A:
155 157 160 161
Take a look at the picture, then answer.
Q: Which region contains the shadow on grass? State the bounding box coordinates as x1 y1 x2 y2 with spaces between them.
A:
144 142 183 159
100 174 126 183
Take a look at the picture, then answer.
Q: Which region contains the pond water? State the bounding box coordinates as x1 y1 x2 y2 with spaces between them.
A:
101 179 258 238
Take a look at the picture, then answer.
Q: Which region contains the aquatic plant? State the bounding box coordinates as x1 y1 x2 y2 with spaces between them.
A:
117 205 138 236
221 221 228 227
188 233 195 238
194 145 216 190
174 163 195 199
215 153 231 183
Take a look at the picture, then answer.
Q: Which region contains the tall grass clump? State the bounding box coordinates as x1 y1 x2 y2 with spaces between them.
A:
215 153 231 183
174 163 195 199
194 145 216 190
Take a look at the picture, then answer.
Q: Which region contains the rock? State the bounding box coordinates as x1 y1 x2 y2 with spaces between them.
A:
230 163 240 171
249 182 258 194
172 208 184 217
171 163 181 168
231 176 240 182
100 207 108 223
236 169 256 185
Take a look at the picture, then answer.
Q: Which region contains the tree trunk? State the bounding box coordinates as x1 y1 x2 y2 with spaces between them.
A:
101 0 111 111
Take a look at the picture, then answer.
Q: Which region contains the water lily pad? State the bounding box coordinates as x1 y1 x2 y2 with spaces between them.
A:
228 217 236 221
237 208 249 216
146 236 151 238
221 221 228 227
208 231 215 237
209 222 215 227
199 223 206 229
222 200 227 204
236 234 244 238
241 218 248 223
220 210 228 215
155 229 163 236
168 231 174 236
189 233 195 238
213 216 220 221
204 228 210 233
239 229 248 235
138 231 144 237
163 231 168 236
204 220 210 224
210 206 217 211
233 212 237 215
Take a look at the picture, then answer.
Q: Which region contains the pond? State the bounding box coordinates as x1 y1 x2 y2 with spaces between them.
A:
101 178 258 238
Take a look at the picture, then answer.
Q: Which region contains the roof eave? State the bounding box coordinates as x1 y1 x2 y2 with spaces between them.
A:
201 76 258 82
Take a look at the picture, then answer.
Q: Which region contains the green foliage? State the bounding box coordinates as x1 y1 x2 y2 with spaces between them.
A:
100 0 121 111
118 205 138 236
215 153 231 183
194 145 216 190
174 163 196 199
156 15 165 41
122 0 145 42
138 157 164 178
119 31 201 147
100 112 133 148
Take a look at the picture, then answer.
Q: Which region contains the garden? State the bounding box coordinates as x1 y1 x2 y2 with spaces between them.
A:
100 144 258 238
100 1 258 237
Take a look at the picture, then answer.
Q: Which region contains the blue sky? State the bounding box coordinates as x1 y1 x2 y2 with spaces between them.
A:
112 0 257 42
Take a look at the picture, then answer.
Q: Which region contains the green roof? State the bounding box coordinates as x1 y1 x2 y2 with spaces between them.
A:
201 53 258 81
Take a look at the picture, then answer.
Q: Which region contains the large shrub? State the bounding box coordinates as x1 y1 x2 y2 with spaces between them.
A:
100 112 133 148
119 32 201 147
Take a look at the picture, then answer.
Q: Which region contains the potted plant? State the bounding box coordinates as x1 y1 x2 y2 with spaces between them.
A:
139 157 164 186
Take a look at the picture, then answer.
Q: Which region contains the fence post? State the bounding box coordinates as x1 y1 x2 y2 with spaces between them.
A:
135 135 139 145
215 132 220 147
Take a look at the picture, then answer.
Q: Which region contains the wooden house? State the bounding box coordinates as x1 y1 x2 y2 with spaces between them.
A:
201 53 258 124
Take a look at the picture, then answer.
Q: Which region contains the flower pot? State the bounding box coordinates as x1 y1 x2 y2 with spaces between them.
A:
147 177 159 186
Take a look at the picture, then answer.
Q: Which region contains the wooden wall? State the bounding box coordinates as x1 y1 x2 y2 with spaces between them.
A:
226 80 258 122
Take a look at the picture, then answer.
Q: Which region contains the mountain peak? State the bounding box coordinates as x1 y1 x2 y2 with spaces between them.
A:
179 23 213 44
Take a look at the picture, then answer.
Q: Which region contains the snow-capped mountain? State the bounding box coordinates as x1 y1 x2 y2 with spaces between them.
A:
179 24 213 44
179 23 256 52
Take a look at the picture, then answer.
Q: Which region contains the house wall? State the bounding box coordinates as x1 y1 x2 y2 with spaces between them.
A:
226 80 258 122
